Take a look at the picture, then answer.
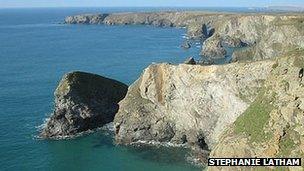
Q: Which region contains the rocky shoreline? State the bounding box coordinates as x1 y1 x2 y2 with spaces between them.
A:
41 11 304 170
64 12 304 63
41 71 128 138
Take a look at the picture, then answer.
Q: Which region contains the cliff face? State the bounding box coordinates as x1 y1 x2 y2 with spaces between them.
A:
41 71 128 138
64 12 304 62
114 60 274 149
218 15 304 61
60 12 304 169
209 50 304 170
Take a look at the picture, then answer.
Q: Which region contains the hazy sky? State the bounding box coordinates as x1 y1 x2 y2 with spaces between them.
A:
0 0 304 8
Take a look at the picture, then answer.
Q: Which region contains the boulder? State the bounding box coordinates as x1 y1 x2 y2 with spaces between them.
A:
184 57 196 65
41 71 128 138
181 41 191 49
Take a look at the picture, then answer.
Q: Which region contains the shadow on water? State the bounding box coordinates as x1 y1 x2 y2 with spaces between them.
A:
91 130 116 149
124 144 194 165
90 130 201 167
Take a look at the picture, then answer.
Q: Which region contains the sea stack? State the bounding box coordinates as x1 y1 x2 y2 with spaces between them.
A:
41 71 128 138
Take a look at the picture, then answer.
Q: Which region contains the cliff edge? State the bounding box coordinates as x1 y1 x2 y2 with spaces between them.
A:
209 49 304 170
64 12 304 62
114 60 274 150
41 71 128 138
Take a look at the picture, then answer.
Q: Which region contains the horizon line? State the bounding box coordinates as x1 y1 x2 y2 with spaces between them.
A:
0 6 283 9
0 5 303 10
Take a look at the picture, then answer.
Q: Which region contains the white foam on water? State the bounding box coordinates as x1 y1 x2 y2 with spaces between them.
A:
186 155 205 167
130 140 187 148
101 122 115 132
34 120 115 140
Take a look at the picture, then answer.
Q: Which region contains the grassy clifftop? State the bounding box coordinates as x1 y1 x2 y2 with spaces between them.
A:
209 49 304 170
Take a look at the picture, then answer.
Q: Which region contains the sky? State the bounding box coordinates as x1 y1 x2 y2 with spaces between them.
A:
0 0 304 8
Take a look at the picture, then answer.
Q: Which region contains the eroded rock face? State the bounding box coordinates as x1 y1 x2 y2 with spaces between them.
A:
200 35 227 59
64 14 108 24
114 61 274 149
221 36 246 48
217 15 304 61
209 50 304 170
41 71 128 138
64 12 304 63
187 23 214 41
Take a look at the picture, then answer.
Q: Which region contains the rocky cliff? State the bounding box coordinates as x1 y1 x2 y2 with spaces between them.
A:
59 11 304 169
208 49 304 170
64 12 304 62
41 71 128 138
114 60 273 150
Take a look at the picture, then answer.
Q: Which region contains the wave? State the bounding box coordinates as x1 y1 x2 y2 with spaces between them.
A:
34 121 115 140
130 140 187 148
186 155 205 167
100 122 115 132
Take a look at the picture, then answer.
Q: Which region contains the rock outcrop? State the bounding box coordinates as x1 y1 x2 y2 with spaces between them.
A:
181 41 191 49
200 35 227 59
60 12 304 169
221 36 246 48
114 60 274 149
41 71 128 138
184 57 196 65
64 14 109 24
208 49 304 170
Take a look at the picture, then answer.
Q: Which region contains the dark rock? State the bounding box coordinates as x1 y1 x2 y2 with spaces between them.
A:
184 57 196 65
199 59 215 65
187 23 214 41
41 71 128 138
64 14 109 24
208 28 215 37
181 41 191 49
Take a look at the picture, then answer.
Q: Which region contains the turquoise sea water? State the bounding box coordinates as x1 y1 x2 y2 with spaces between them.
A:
0 8 202 171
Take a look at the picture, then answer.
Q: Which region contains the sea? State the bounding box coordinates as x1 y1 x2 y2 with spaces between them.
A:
0 7 268 171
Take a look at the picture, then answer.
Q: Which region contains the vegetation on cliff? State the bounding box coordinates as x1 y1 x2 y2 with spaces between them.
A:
210 49 304 170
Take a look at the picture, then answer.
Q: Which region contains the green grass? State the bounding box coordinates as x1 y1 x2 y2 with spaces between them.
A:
234 87 275 143
272 61 279 69
278 125 296 157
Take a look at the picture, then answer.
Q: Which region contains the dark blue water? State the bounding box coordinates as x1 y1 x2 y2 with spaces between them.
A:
0 8 202 170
